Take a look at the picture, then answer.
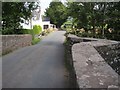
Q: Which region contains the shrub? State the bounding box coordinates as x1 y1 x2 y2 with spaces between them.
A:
32 38 41 45
33 25 42 35
105 34 120 41
20 29 33 34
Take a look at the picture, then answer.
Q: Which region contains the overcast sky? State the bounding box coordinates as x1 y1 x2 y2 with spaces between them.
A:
40 0 52 15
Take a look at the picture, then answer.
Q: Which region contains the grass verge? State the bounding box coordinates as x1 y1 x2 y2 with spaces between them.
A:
63 38 79 88
32 38 41 45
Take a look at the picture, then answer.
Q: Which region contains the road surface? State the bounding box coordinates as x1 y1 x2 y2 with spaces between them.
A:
2 31 69 88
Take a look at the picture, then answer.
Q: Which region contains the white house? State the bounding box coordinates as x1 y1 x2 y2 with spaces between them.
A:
21 7 56 31
42 16 56 30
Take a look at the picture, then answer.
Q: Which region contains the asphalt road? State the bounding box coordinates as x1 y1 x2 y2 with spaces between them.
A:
2 31 69 88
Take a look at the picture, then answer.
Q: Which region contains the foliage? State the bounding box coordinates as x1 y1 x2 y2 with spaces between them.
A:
106 2 120 31
2 2 40 34
17 28 41 45
18 28 41 45
67 2 120 30
41 28 54 36
32 38 41 45
66 1 120 40
19 29 33 35
45 0 68 28
2 28 32 35
33 25 42 35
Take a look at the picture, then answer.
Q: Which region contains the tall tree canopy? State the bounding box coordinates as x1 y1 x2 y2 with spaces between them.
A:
45 0 68 28
67 1 120 35
2 2 40 34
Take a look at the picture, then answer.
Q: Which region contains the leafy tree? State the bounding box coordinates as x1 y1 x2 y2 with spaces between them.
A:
2 2 40 34
45 0 68 28
67 1 120 37
106 2 120 31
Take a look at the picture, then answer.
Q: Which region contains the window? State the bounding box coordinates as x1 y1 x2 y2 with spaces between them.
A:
43 25 49 29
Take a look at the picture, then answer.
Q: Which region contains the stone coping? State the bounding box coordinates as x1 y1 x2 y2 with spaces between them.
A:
67 34 120 43
72 38 120 88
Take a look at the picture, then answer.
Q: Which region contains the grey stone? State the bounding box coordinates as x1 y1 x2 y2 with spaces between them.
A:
71 37 120 88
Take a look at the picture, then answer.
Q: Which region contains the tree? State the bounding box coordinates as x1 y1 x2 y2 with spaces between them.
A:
67 2 94 29
45 0 68 28
106 2 120 31
2 2 40 34
67 1 120 36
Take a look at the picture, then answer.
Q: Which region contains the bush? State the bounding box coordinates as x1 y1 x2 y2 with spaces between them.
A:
77 32 88 37
2 28 18 35
2 28 33 35
19 29 32 34
2 25 42 35
33 25 42 35
105 34 120 41
32 38 41 45
41 28 54 36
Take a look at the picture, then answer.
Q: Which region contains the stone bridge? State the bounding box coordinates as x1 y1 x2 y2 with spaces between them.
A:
66 34 120 89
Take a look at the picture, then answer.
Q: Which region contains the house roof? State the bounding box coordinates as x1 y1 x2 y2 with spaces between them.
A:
42 16 50 22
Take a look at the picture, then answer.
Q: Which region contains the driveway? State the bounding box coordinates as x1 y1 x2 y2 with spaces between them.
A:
2 31 69 88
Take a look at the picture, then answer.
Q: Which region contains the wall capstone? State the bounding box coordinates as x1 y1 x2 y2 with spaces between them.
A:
66 34 120 88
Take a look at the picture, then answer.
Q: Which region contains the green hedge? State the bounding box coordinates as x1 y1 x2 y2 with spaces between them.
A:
68 30 120 41
2 25 42 35
21 29 33 34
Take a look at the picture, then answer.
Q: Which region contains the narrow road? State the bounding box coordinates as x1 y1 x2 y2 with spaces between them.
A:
3 31 69 88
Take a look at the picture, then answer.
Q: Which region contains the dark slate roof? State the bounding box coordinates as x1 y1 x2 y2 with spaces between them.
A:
42 17 50 21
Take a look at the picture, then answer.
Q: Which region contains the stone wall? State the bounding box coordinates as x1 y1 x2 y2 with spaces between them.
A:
66 34 120 89
1 34 32 55
95 44 120 75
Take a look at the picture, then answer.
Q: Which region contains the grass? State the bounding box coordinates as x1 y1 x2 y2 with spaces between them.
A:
32 38 41 45
63 39 79 88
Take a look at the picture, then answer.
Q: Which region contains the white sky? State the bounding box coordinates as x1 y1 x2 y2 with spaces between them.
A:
40 0 52 15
